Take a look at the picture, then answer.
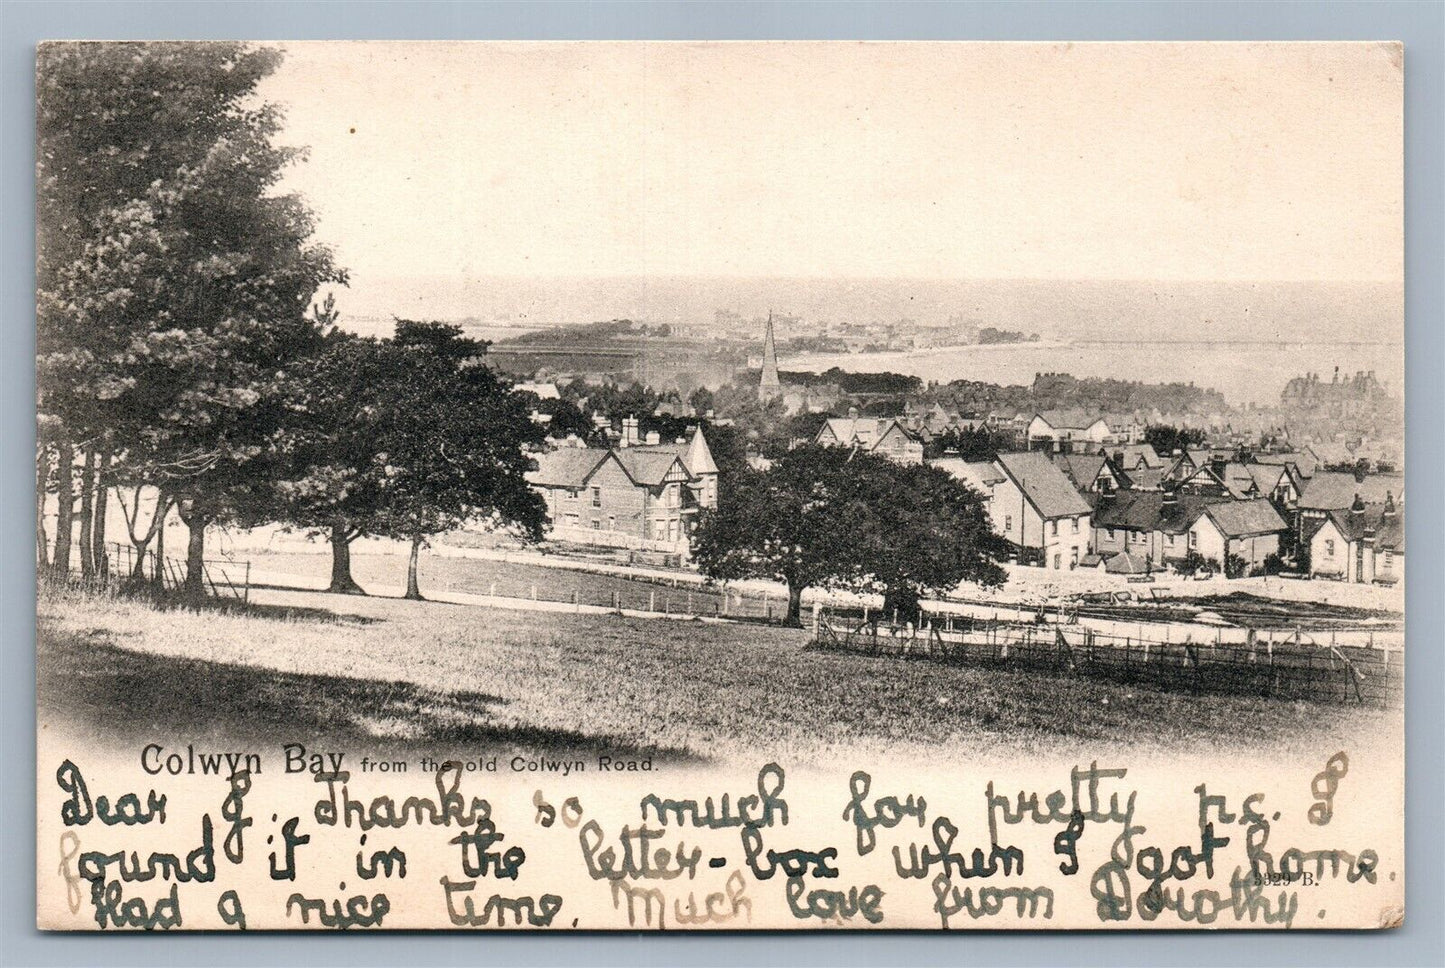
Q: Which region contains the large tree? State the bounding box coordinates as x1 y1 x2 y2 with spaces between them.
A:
692 446 1009 627
855 461 1011 620
37 43 343 597
365 322 548 600
269 323 394 594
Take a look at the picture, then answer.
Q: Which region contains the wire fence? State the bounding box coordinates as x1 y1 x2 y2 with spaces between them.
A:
101 541 251 603
808 612 1403 707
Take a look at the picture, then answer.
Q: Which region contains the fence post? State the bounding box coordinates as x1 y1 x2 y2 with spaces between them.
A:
650 590 655 612
243 562 250 603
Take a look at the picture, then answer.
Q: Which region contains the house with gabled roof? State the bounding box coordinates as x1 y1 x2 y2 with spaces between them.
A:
527 442 702 552
1105 442 1165 471
990 452 1093 569
1177 459 1261 500
628 425 720 511
1051 453 1130 495
814 411 924 464
1305 493 1404 585
1091 489 1287 573
1295 470 1404 549
1025 409 1115 454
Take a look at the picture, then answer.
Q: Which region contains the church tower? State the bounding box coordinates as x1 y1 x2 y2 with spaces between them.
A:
759 311 781 402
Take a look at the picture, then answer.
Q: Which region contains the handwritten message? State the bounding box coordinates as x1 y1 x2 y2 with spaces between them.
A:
39 744 1402 931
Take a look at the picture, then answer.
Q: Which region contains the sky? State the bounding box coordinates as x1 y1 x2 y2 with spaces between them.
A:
257 42 1402 300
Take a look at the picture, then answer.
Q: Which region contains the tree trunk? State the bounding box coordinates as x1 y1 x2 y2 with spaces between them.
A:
328 523 366 595
785 583 803 627
882 584 923 626
35 444 50 572
77 445 96 578
151 505 166 591
91 446 111 579
51 439 74 578
404 534 424 600
182 508 209 602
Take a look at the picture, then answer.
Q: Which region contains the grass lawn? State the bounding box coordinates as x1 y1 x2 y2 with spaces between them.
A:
37 583 1397 769
250 549 777 618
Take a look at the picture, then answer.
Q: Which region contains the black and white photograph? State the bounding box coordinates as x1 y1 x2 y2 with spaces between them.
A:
35 40 1405 931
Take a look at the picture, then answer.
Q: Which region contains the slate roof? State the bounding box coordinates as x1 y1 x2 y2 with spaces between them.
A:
1320 503 1405 553
1110 443 1165 469
1202 499 1289 538
1184 461 1260 499
1298 472 1404 511
994 452 1093 519
1052 453 1128 491
1104 551 1152 575
1254 450 1320 478
1034 409 1097 431
1123 467 1168 491
817 417 918 450
1090 490 1222 535
1246 463 1289 493
630 427 719 476
614 450 692 486
933 458 1006 493
526 448 612 488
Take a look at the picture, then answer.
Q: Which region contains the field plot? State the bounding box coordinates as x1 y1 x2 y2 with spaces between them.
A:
38 584 1396 769
249 550 784 620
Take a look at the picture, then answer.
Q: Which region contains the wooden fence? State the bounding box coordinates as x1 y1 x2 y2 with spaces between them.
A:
808 612 1402 706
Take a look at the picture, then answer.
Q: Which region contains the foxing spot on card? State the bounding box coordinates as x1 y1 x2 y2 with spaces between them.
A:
36 40 1404 930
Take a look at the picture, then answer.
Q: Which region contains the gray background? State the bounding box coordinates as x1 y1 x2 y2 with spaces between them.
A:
3 2 1440 965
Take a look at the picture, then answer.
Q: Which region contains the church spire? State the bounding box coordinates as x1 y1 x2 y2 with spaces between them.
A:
759 311 781 401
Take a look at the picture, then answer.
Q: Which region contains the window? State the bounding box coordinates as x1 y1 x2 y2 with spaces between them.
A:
591 520 600 530
1050 520 1058 537
1325 539 1335 557
1070 548 1079 567
1052 553 1061 569
1189 531 1198 549
1383 551 1394 569
607 515 616 530
1107 528 1115 540
1168 533 1176 546
1072 518 1080 534
591 486 601 507
1004 515 1013 532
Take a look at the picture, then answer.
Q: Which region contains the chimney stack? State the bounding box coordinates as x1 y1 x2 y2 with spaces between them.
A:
621 416 640 447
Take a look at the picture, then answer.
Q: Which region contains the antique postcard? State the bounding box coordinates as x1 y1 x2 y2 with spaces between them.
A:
36 41 1404 930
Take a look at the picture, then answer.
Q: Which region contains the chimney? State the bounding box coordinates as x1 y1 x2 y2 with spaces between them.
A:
1382 491 1397 518
1349 493 1366 522
1210 455 1227 478
645 430 660 446
621 416 640 447
848 406 859 419
1161 486 1179 512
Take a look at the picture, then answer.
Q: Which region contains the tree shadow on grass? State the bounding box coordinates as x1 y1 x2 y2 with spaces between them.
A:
38 625 701 765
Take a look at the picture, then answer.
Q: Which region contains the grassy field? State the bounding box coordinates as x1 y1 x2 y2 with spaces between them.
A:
37 582 1397 769
249 549 779 618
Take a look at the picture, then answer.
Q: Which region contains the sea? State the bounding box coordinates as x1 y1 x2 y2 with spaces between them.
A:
330 275 1404 408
